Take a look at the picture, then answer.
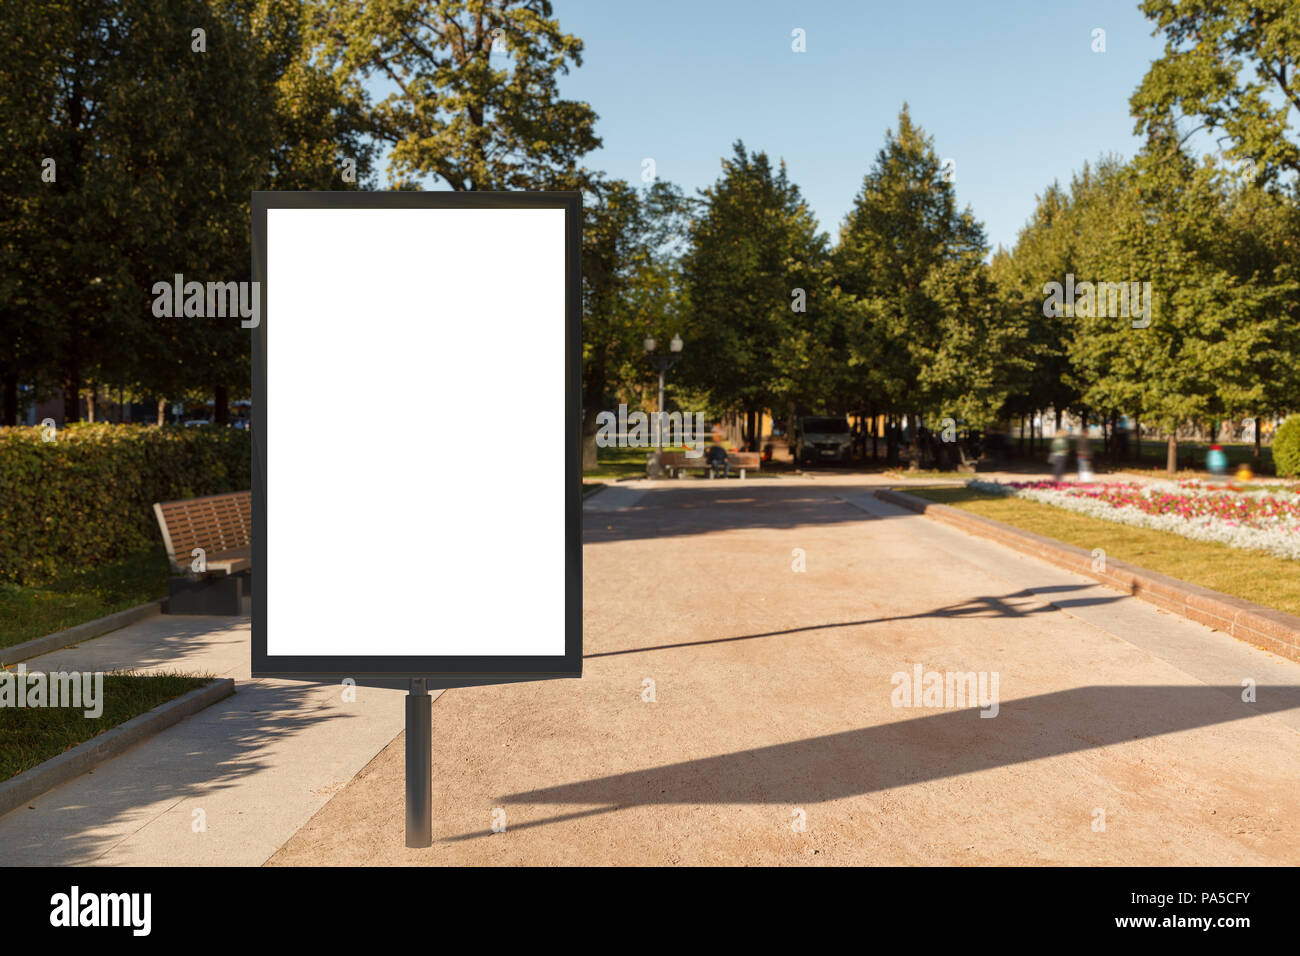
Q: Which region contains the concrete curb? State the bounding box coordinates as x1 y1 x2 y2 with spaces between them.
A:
0 678 235 818
0 600 164 666
875 487 1300 663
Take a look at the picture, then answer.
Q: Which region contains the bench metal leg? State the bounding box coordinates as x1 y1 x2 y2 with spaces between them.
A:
166 574 242 615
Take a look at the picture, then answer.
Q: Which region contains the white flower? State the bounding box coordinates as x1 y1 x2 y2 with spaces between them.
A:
965 480 1300 561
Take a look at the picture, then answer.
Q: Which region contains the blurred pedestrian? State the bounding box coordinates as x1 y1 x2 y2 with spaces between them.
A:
1050 429 1069 481
1076 429 1093 481
1207 444 1228 478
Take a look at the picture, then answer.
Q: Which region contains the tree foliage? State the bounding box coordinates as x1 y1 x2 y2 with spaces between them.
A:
679 143 828 430
319 0 600 190
1133 0 1300 189
831 107 1023 432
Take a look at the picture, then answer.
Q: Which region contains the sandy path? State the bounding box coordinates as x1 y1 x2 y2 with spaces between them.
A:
268 476 1300 865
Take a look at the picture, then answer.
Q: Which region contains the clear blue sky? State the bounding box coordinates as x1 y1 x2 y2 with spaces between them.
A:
548 0 1175 253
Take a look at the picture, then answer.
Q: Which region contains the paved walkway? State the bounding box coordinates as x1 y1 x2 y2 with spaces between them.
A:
265 474 1300 865
6 473 1298 865
0 602 414 865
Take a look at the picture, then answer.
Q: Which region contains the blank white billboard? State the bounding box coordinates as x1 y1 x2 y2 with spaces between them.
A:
252 193 581 681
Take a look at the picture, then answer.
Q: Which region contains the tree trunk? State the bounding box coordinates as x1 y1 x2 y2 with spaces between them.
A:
157 397 166 426
581 351 608 470
581 429 599 470
1133 414 1140 462
2 373 16 427
1166 432 1177 475
1255 415 1262 461
86 383 97 423
214 385 229 425
62 361 80 424
870 408 878 462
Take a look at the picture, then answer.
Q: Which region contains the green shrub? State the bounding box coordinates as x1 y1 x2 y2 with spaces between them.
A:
0 424 251 585
1275 416 1300 479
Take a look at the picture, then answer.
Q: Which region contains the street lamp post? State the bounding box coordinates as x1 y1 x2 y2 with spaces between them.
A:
644 334 683 454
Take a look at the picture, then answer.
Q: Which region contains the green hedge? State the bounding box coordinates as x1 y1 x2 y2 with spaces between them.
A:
0 424 251 585
1275 416 1300 479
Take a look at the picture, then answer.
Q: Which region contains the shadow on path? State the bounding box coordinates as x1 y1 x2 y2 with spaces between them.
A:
585 585 1123 659
3 679 351 864
442 684 1300 841
585 482 913 543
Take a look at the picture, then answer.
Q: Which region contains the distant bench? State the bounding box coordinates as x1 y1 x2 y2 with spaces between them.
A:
153 490 251 614
655 451 761 479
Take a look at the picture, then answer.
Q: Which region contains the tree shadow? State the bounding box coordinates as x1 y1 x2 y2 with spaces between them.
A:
443 684 1300 841
586 585 1122 659
584 481 917 543
0 678 355 864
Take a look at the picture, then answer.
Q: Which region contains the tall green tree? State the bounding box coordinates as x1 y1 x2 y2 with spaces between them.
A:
1064 132 1292 472
0 0 376 426
1214 171 1300 451
680 142 828 450
581 177 689 467
832 106 1020 464
0 0 72 423
992 178 1086 442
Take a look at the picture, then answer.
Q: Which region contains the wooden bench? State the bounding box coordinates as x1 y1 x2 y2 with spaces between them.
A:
153 490 251 614
726 452 761 478
653 450 761 479
655 451 706 478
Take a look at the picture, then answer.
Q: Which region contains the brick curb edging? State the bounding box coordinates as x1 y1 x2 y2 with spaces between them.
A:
874 487 1300 663
0 600 164 667
0 678 235 818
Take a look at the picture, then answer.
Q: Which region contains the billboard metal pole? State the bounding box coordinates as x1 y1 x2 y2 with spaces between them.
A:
405 678 432 848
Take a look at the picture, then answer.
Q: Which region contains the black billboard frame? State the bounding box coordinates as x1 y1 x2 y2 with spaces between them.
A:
250 190 583 689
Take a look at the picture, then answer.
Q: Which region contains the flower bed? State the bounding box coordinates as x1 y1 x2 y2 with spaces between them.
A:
966 479 1300 560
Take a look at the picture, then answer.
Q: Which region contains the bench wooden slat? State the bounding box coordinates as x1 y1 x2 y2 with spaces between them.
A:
153 491 252 574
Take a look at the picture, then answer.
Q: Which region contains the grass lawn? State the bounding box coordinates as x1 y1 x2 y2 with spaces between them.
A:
0 548 171 651
583 444 658 482
0 671 213 781
883 468 969 481
905 485 1300 618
